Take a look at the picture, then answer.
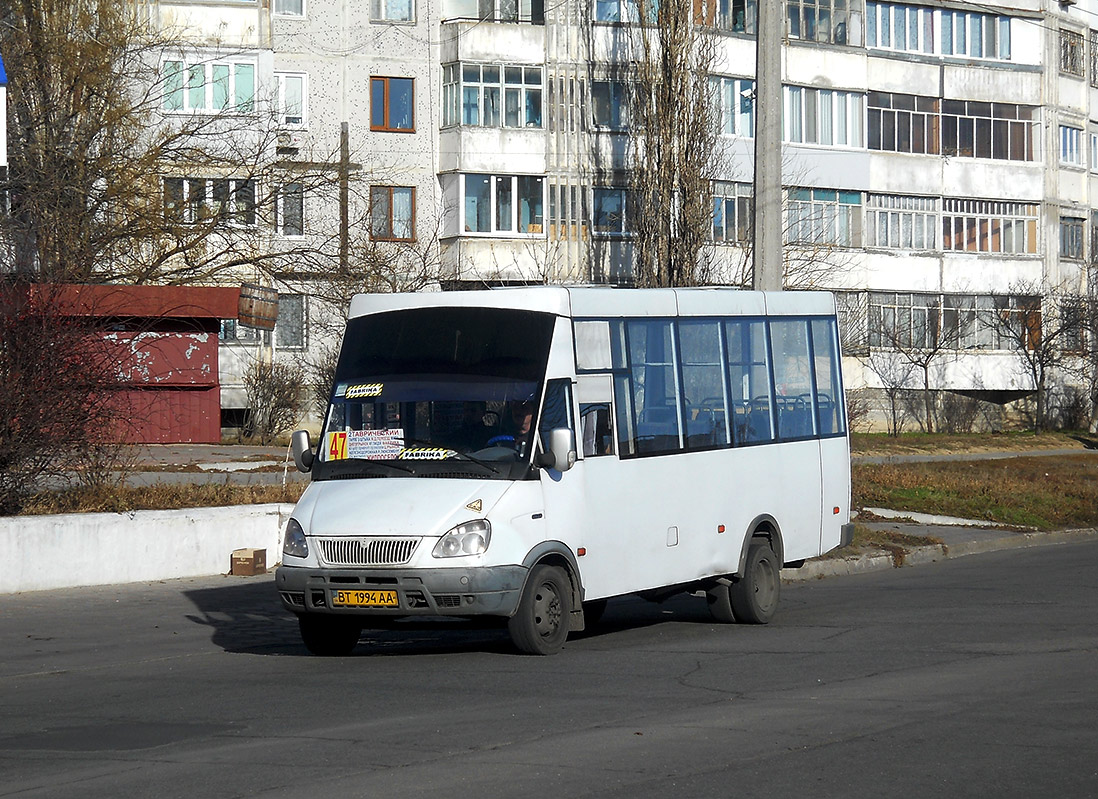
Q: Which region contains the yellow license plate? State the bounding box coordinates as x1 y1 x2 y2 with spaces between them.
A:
332 589 399 608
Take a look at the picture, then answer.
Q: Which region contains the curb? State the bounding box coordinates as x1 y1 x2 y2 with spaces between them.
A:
783 527 1098 582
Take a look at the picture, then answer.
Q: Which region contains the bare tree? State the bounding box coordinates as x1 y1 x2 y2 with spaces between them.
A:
0 282 133 513
985 283 1085 433
629 0 720 287
0 0 342 284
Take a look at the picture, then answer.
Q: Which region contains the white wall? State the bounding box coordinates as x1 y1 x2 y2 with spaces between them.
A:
2 505 294 594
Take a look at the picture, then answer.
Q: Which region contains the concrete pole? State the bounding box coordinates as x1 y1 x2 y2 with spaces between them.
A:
752 0 783 291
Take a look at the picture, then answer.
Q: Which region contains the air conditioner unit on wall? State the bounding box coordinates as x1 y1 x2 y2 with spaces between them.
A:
277 131 304 148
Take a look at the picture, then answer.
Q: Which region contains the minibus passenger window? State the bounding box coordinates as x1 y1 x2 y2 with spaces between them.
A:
811 318 845 434
725 320 774 444
770 319 815 440
678 321 730 449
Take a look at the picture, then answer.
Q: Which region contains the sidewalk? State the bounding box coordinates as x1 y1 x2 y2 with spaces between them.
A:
786 514 1098 581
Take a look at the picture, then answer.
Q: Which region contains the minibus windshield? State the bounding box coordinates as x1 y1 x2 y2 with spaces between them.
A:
313 307 556 480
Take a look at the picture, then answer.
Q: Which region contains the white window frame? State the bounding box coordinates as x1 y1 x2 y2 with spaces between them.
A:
371 0 415 22
865 194 938 250
275 73 307 128
786 188 862 247
445 63 543 129
784 86 864 148
161 55 257 115
273 0 306 17
462 174 546 236
1090 132 1098 173
711 181 752 244
591 79 630 131
941 9 1011 59
941 198 1038 255
163 177 257 227
592 187 632 237
711 76 755 138
1060 125 1083 166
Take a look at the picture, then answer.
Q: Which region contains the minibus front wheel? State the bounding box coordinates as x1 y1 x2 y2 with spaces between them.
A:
508 564 572 655
729 538 781 624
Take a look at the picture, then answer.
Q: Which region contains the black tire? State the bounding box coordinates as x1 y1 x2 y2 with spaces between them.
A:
582 599 608 627
298 615 361 656
508 565 571 655
705 582 737 623
728 538 781 624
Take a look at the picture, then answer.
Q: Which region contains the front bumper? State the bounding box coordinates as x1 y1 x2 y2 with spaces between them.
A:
275 564 528 619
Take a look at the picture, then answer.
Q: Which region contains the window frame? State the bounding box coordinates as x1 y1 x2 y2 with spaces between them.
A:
274 294 307 350
371 76 416 133
371 0 415 22
273 0 306 17
274 72 308 128
276 183 305 238
462 174 546 236
370 185 417 242
161 55 257 115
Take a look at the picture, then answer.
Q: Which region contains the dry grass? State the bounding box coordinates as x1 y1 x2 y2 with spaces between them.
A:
825 523 943 564
19 482 307 516
853 454 1098 531
851 431 1091 457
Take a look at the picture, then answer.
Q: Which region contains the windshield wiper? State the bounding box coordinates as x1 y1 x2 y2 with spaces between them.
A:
448 451 500 475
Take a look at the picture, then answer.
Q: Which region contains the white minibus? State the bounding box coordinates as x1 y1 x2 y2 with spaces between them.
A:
277 287 852 655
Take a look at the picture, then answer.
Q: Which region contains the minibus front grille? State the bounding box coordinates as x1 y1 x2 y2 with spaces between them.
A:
317 537 421 567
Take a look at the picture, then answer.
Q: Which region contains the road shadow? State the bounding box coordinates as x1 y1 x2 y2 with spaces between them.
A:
182 580 723 657
1069 434 1098 450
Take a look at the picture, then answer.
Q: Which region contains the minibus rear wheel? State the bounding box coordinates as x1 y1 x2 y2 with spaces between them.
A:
729 539 780 624
509 564 572 655
299 614 361 656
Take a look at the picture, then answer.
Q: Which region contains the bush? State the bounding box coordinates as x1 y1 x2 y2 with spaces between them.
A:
243 359 306 445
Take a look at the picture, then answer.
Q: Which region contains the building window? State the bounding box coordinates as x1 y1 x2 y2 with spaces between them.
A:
276 183 304 237
463 175 545 235
1060 125 1083 166
711 76 755 137
785 86 864 147
786 0 863 44
786 189 861 247
1091 30 1098 88
869 292 1028 351
591 80 630 130
866 3 934 53
941 10 1010 59
1091 133 1098 172
463 0 544 23
711 181 752 243
372 0 414 21
1061 29 1085 77
443 63 542 129
161 57 255 114
865 194 937 250
941 199 1037 255
274 73 306 127
163 177 256 226
274 294 306 349
592 187 632 236
219 319 260 344
705 0 757 34
273 0 305 16
1060 216 1085 260
371 76 414 132
370 186 416 241
867 92 940 154
940 99 1036 161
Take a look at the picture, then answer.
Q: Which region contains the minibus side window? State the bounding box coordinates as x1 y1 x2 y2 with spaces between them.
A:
678 320 731 450
580 403 614 456
811 318 845 435
539 378 574 449
725 319 774 444
626 319 683 455
770 319 815 440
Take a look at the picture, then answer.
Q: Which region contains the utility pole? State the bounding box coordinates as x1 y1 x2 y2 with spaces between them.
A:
752 0 783 291
339 122 350 273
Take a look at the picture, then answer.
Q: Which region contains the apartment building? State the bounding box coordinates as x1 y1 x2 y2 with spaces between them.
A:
147 0 1096 425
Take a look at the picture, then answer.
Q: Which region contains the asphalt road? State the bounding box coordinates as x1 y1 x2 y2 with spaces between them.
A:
2 541 1096 798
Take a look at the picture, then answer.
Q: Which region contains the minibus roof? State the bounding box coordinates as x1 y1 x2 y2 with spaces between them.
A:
348 287 836 320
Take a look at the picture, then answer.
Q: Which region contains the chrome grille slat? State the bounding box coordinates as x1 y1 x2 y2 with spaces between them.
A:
317 537 421 567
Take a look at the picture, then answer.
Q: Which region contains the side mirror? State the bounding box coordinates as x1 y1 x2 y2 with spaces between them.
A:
291 429 314 473
537 428 576 472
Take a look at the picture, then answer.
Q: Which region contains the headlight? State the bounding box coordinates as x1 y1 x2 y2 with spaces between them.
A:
432 519 491 558
283 517 309 559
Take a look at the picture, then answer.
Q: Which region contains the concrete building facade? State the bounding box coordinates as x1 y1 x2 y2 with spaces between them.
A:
146 0 1097 427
